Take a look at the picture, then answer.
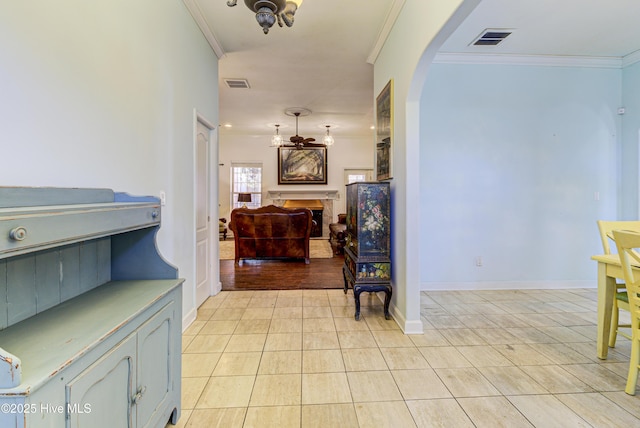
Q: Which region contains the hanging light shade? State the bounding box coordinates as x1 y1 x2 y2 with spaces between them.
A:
227 0 303 34
322 125 335 147
271 124 284 147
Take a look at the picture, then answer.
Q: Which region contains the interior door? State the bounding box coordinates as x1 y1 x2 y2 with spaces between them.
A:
195 119 212 307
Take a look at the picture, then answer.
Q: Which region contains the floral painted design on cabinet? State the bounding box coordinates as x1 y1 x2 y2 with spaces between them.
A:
346 182 390 257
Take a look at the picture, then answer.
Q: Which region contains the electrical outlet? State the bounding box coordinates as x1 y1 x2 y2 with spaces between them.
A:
160 191 166 206
475 256 482 267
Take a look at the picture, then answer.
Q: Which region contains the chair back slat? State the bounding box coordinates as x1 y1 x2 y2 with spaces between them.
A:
613 230 640 320
597 221 640 254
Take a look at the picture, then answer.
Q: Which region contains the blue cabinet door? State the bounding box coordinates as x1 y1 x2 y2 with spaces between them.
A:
66 334 136 428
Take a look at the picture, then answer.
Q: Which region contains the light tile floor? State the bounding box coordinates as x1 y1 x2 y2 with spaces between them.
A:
167 288 640 427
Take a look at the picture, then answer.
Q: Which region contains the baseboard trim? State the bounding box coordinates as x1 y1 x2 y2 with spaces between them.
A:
378 293 424 334
182 307 197 333
420 280 596 291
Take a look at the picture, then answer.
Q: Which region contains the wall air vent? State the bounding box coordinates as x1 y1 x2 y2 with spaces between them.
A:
471 29 513 46
224 78 250 89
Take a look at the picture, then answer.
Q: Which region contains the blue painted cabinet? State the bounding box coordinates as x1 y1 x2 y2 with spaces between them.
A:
66 299 177 428
0 188 183 428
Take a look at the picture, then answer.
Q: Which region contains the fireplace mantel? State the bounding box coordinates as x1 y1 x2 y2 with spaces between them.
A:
267 189 340 201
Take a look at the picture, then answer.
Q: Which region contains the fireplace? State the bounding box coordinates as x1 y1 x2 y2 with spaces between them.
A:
283 199 323 237
267 189 340 239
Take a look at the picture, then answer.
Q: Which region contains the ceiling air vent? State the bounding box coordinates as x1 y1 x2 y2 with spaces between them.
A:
471 29 513 46
224 78 250 89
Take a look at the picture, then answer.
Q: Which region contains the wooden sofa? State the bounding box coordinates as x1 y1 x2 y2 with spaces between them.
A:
229 205 313 265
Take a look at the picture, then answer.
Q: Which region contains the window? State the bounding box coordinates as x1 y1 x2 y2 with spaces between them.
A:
344 168 373 185
347 173 367 184
231 162 262 209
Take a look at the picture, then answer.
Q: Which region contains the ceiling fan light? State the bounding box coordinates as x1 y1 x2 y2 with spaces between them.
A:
323 126 335 146
232 0 299 33
255 6 277 33
271 134 283 147
271 124 284 147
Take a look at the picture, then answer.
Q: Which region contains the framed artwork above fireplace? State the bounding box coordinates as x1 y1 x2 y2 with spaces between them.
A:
278 146 327 184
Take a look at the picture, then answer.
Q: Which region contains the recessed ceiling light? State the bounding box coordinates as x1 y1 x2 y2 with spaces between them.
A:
223 123 232 128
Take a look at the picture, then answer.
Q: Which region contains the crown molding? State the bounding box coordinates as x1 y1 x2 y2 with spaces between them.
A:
623 49 640 67
433 52 624 69
182 0 226 59
367 0 405 64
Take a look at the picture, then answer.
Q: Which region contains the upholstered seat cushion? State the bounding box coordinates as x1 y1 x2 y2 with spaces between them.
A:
229 205 312 264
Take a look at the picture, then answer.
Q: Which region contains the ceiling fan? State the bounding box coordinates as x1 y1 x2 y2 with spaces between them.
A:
288 111 316 147
272 108 330 149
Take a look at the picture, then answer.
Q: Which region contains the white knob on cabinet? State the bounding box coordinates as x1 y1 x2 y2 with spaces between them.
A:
9 227 27 241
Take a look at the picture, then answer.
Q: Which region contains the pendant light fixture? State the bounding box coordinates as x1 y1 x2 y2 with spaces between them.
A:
271 124 284 147
322 125 335 147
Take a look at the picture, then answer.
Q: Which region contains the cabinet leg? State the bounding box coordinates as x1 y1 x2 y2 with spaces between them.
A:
342 267 348 294
383 286 392 320
353 287 362 321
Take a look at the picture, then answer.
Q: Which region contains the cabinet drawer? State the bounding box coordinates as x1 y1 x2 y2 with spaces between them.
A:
0 203 160 258
344 250 391 282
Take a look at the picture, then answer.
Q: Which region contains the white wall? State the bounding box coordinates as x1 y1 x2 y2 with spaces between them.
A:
621 61 640 218
373 0 476 333
420 63 622 289
0 0 219 329
218 133 374 221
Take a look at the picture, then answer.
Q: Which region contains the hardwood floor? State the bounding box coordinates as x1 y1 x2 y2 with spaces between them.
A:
220 255 345 291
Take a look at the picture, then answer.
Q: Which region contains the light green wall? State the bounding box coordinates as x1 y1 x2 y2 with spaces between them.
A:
621 61 640 219
420 63 622 288
373 0 479 332
0 0 219 328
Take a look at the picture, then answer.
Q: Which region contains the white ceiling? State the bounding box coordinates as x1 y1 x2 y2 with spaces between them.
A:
186 0 640 141
439 0 640 58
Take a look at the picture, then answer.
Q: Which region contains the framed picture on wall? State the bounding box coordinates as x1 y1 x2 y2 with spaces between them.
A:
278 146 327 184
376 79 393 181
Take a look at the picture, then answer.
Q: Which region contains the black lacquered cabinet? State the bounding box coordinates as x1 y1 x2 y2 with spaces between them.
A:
342 182 392 320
